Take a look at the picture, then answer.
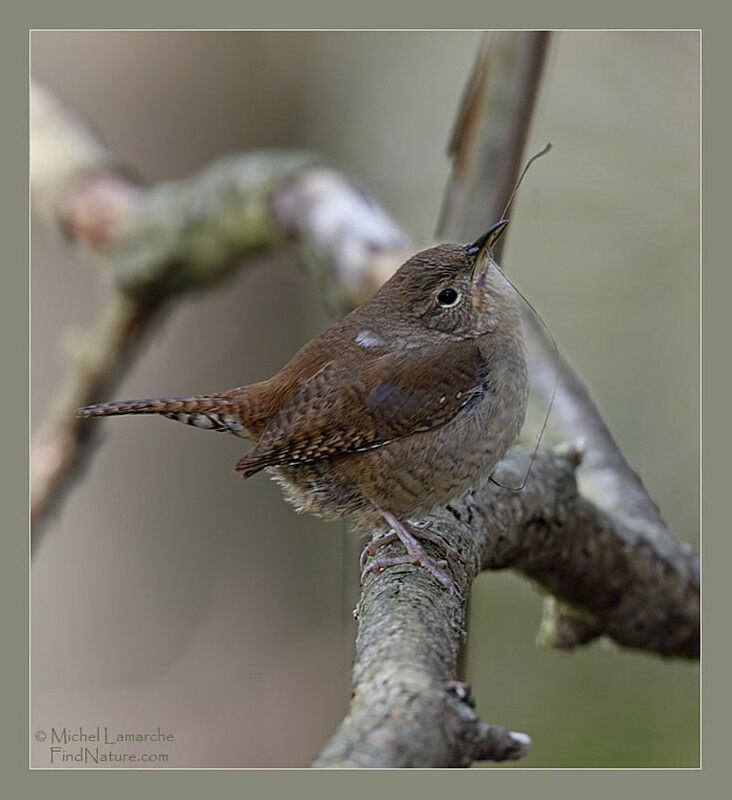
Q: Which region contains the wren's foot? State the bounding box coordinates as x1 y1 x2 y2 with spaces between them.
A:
359 509 459 592
359 531 399 571
359 520 464 572
406 520 464 564
361 551 454 591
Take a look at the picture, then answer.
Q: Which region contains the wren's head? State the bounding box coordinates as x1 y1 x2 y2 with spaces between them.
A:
354 221 520 346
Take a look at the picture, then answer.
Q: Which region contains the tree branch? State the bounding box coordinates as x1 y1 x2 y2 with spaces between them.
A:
436 30 550 685
437 30 550 248
315 444 698 766
315 30 698 767
31 82 408 547
432 31 690 647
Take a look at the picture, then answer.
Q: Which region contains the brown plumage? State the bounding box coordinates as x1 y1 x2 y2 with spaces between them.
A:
77 224 528 589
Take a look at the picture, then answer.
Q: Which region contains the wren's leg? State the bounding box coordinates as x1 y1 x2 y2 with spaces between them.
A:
360 509 455 591
358 522 464 571
406 520 464 563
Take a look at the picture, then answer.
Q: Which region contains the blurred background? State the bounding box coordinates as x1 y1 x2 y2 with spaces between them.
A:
31 31 700 768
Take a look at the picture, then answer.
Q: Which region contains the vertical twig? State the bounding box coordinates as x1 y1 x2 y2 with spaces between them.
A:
435 30 551 682
436 31 550 247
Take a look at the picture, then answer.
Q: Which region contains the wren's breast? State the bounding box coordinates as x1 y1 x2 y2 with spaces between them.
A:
362 339 528 518
270 366 527 524
269 337 528 524
353 391 521 517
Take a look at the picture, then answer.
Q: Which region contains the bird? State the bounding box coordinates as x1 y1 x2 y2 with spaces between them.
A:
77 220 528 590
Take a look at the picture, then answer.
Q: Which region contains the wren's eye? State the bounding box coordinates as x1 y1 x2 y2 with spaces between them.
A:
436 287 460 307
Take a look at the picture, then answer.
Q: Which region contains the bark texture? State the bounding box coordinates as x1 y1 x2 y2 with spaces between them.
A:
315 445 698 766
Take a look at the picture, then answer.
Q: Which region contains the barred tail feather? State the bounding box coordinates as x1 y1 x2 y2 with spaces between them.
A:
76 396 249 437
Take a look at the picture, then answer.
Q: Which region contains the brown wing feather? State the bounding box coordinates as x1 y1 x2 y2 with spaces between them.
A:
235 341 488 477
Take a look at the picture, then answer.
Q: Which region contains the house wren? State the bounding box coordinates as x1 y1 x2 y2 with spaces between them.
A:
77 220 528 589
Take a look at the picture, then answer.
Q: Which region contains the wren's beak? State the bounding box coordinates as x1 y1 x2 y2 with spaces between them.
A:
467 218 510 260
469 219 509 307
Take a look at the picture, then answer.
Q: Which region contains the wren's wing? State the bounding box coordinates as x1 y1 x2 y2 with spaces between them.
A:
235 340 488 477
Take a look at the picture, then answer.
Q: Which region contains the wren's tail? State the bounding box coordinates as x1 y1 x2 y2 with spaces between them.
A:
76 396 249 438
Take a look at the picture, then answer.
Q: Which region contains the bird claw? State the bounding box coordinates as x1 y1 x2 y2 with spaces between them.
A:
359 512 462 593
360 551 455 592
406 521 464 564
359 531 398 571
359 521 464 569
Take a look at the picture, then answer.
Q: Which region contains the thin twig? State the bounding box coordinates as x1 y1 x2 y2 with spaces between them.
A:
435 28 551 687
436 30 550 251
31 290 167 546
